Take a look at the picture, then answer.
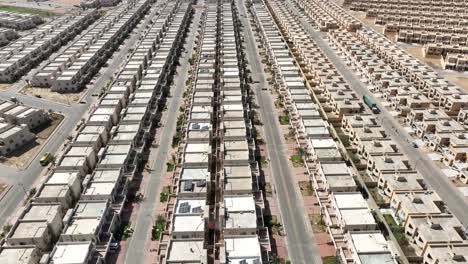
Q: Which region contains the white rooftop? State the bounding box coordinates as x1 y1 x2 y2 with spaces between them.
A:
224 236 262 264
224 196 255 212
350 232 391 254
50 242 92 264
333 193 368 209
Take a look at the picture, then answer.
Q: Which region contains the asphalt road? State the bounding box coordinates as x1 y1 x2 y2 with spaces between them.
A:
0 3 162 226
237 1 322 263
123 8 201 263
284 1 468 226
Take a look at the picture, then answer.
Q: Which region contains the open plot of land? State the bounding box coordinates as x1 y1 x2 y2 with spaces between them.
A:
0 4 57 16
0 84 11 91
349 10 447 71
20 86 87 105
445 76 468 92
52 0 81 6
401 45 444 70
0 112 63 169
350 11 396 40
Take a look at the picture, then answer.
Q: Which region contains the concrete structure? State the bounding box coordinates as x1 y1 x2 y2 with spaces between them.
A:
344 231 397 264
422 243 468 264
0 10 99 82
0 120 34 155
0 11 43 30
0 246 40 264
46 241 102 264
390 191 444 224
6 221 53 250
327 192 377 232
404 214 465 256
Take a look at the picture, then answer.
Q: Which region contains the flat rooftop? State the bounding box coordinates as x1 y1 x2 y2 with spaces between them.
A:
341 209 376 227
50 242 92 264
10 221 48 239
83 182 115 197
173 215 205 232
392 191 442 215
73 201 107 218
166 240 207 263
64 218 100 236
22 204 61 223
224 236 262 263
92 169 121 182
0 247 37 264
175 199 206 214
350 232 391 254
425 244 468 264
180 168 210 181
320 162 352 176
333 192 368 209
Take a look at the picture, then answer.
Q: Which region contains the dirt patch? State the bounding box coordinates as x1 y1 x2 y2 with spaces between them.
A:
401 45 444 70
350 12 374 26
309 214 327 233
0 113 64 169
350 11 401 42
20 86 87 105
0 181 9 196
299 181 314 196
0 84 11 91
52 0 81 6
445 76 468 92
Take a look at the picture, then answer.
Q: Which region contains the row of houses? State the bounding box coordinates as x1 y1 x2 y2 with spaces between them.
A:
349 0 468 14
0 0 192 263
397 31 468 46
32 2 152 93
348 0 468 71
251 1 399 263
0 28 18 47
326 28 468 174
81 0 121 8
288 1 468 262
423 43 468 71
158 1 270 263
375 12 468 28
0 11 44 30
299 0 361 32
0 99 49 155
0 10 100 83
31 4 141 92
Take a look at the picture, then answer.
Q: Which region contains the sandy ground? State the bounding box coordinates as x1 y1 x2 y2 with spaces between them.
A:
401 45 444 70
20 86 87 105
52 0 81 5
0 113 63 169
0 84 11 91
445 76 468 92
0 2 68 14
349 11 448 71
351 11 396 40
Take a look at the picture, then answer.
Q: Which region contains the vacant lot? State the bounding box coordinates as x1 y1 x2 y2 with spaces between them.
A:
0 113 63 169
401 45 444 70
0 84 11 91
445 76 468 92
21 86 87 105
0 5 56 17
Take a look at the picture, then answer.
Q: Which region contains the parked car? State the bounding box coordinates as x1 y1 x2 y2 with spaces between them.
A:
39 152 53 166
